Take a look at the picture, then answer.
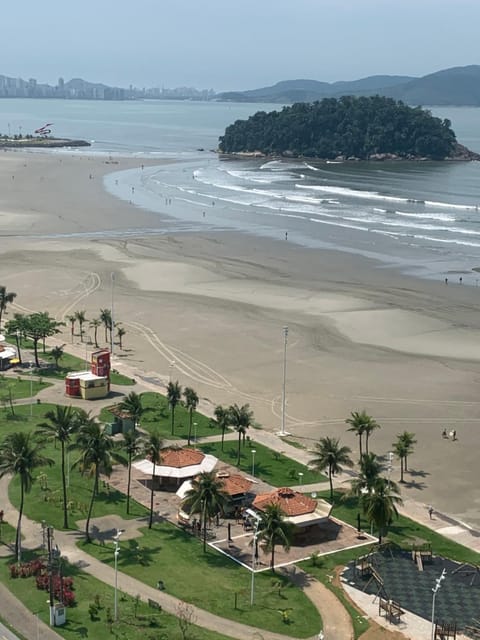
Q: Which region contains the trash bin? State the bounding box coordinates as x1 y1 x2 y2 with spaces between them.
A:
157 580 165 591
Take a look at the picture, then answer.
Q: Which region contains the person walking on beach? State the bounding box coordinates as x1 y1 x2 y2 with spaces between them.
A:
428 505 434 519
285 231 288 240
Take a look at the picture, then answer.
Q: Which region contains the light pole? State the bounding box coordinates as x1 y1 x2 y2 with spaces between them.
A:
66 450 70 489
387 451 394 488
193 422 198 446
251 449 256 477
113 529 124 622
30 361 34 418
169 360 176 383
431 568 446 639
278 326 289 436
111 272 115 357
246 508 262 606
298 471 304 486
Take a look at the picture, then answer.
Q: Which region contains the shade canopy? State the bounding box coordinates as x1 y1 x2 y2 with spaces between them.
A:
133 453 218 479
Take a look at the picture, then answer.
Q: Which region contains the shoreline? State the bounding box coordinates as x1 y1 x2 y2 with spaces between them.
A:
1 151 480 528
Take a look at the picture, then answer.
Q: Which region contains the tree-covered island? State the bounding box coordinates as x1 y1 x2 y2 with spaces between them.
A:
218 95 480 161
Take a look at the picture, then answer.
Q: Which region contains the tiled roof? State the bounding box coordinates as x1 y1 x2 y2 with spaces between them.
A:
106 405 133 420
159 448 205 468
217 473 252 496
253 487 317 516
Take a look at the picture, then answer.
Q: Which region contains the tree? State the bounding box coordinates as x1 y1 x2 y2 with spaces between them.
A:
0 286 16 329
75 310 87 343
118 391 145 428
397 431 417 472
89 318 101 348
5 315 27 365
361 477 403 543
348 452 383 497
116 326 126 349
309 436 353 503
346 410 378 458
66 315 76 342
144 431 163 529
50 344 65 369
183 387 199 446
0 432 53 559
36 405 80 528
122 429 144 515
73 416 123 542
18 312 64 367
182 471 228 552
213 405 230 452
228 403 253 466
256 503 294 572
393 438 408 483
167 381 182 436
100 308 112 344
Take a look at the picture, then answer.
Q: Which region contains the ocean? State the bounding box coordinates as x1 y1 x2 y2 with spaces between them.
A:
2 99 480 282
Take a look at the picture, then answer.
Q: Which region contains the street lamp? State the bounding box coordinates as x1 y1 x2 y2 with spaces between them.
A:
113 529 124 622
298 471 304 485
29 361 34 418
387 451 394 488
246 508 262 606
193 422 198 446
431 568 446 639
278 326 289 436
251 449 256 477
111 272 115 357
169 360 176 383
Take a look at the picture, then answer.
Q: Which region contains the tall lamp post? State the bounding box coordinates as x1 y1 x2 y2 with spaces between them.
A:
431 568 446 640
193 422 198 447
251 449 256 477
278 326 289 436
169 360 176 383
387 451 394 488
111 272 115 357
29 361 34 418
246 508 262 606
113 529 124 622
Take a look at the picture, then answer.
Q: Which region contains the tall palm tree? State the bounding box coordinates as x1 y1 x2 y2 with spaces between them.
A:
99 308 112 344
346 410 379 457
122 429 144 515
228 403 253 466
309 436 353 503
167 381 182 436
213 405 230 452
0 432 53 559
116 326 126 349
183 387 199 446
0 286 17 329
73 417 123 542
397 431 417 471
66 314 76 342
75 310 87 343
144 431 163 528
89 318 101 348
393 438 408 483
348 452 384 497
36 405 80 529
182 471 228 552
50 345 65 369
256 503 294 572
361 477 403 543
119 391 145 428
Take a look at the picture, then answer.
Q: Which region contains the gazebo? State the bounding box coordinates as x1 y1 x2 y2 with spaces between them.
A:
133 447 218 490
252 487 332 539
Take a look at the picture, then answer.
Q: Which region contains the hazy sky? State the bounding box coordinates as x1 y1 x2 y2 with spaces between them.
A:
3 0 479 91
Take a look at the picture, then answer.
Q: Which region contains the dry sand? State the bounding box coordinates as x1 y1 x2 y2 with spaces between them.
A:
1 151 480 528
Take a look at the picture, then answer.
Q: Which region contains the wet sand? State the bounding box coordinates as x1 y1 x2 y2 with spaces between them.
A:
1 151 480 527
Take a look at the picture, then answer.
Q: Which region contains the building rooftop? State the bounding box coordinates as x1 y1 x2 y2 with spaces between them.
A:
253 487 317 516
216 472 252 496
158 448 205 468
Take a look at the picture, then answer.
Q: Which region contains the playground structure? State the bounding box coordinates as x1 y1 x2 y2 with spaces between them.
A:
411 542 433 572
434 621 457 639
451 562 480 587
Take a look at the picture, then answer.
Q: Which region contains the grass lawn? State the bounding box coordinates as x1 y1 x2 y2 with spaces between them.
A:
83 521 321 638
0 520 16 547
0 374 51 400
0 550 233 640
101 391 222 441
199 440 326 487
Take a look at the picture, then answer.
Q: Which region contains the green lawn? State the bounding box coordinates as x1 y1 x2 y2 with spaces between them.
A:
199 440 326 487
101 391 222 441
0 374 51 401
0 550 233 640
83 522 321 637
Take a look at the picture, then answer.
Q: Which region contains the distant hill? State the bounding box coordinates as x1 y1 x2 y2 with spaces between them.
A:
217 66 480 106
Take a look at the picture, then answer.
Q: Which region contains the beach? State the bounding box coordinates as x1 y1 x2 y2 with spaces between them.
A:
1 150 480 527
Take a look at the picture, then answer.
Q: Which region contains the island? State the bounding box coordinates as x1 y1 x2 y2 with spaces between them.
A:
218 95 480 161
0 135 91 149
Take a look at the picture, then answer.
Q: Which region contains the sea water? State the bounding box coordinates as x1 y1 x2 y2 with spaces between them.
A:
2 99 480 281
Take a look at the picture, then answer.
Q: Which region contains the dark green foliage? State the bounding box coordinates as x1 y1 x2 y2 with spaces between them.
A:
218 96 457 160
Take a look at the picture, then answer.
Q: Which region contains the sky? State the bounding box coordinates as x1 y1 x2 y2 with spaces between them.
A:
2 0 479 91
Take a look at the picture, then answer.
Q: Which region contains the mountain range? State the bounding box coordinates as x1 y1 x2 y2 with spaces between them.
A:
217 65 480 106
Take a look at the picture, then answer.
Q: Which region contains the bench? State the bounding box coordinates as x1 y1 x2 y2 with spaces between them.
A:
379 598 405 624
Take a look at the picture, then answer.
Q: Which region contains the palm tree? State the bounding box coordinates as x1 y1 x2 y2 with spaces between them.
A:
122 429 144 515
116 326 126 349
346 410 379 457
256 503 294 572
393 438 408 483
36 405 79 528
119 391 145 428
66 314 76 342
75 310 87 343
100 308 112 344
397 431 417 471
182 471 228 552
0 286 17 329
144 431 163 528
167 381 182 436
183 387 199 446
213 405 230 452
348 452 383 497
89 318 101 348
0 432 53 559
361 477 403 543
50 344 65 369
228 403 253 466
309 436 353 503
73 417 123 542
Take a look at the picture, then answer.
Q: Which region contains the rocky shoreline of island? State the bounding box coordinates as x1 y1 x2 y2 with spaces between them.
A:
0 137 91 149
